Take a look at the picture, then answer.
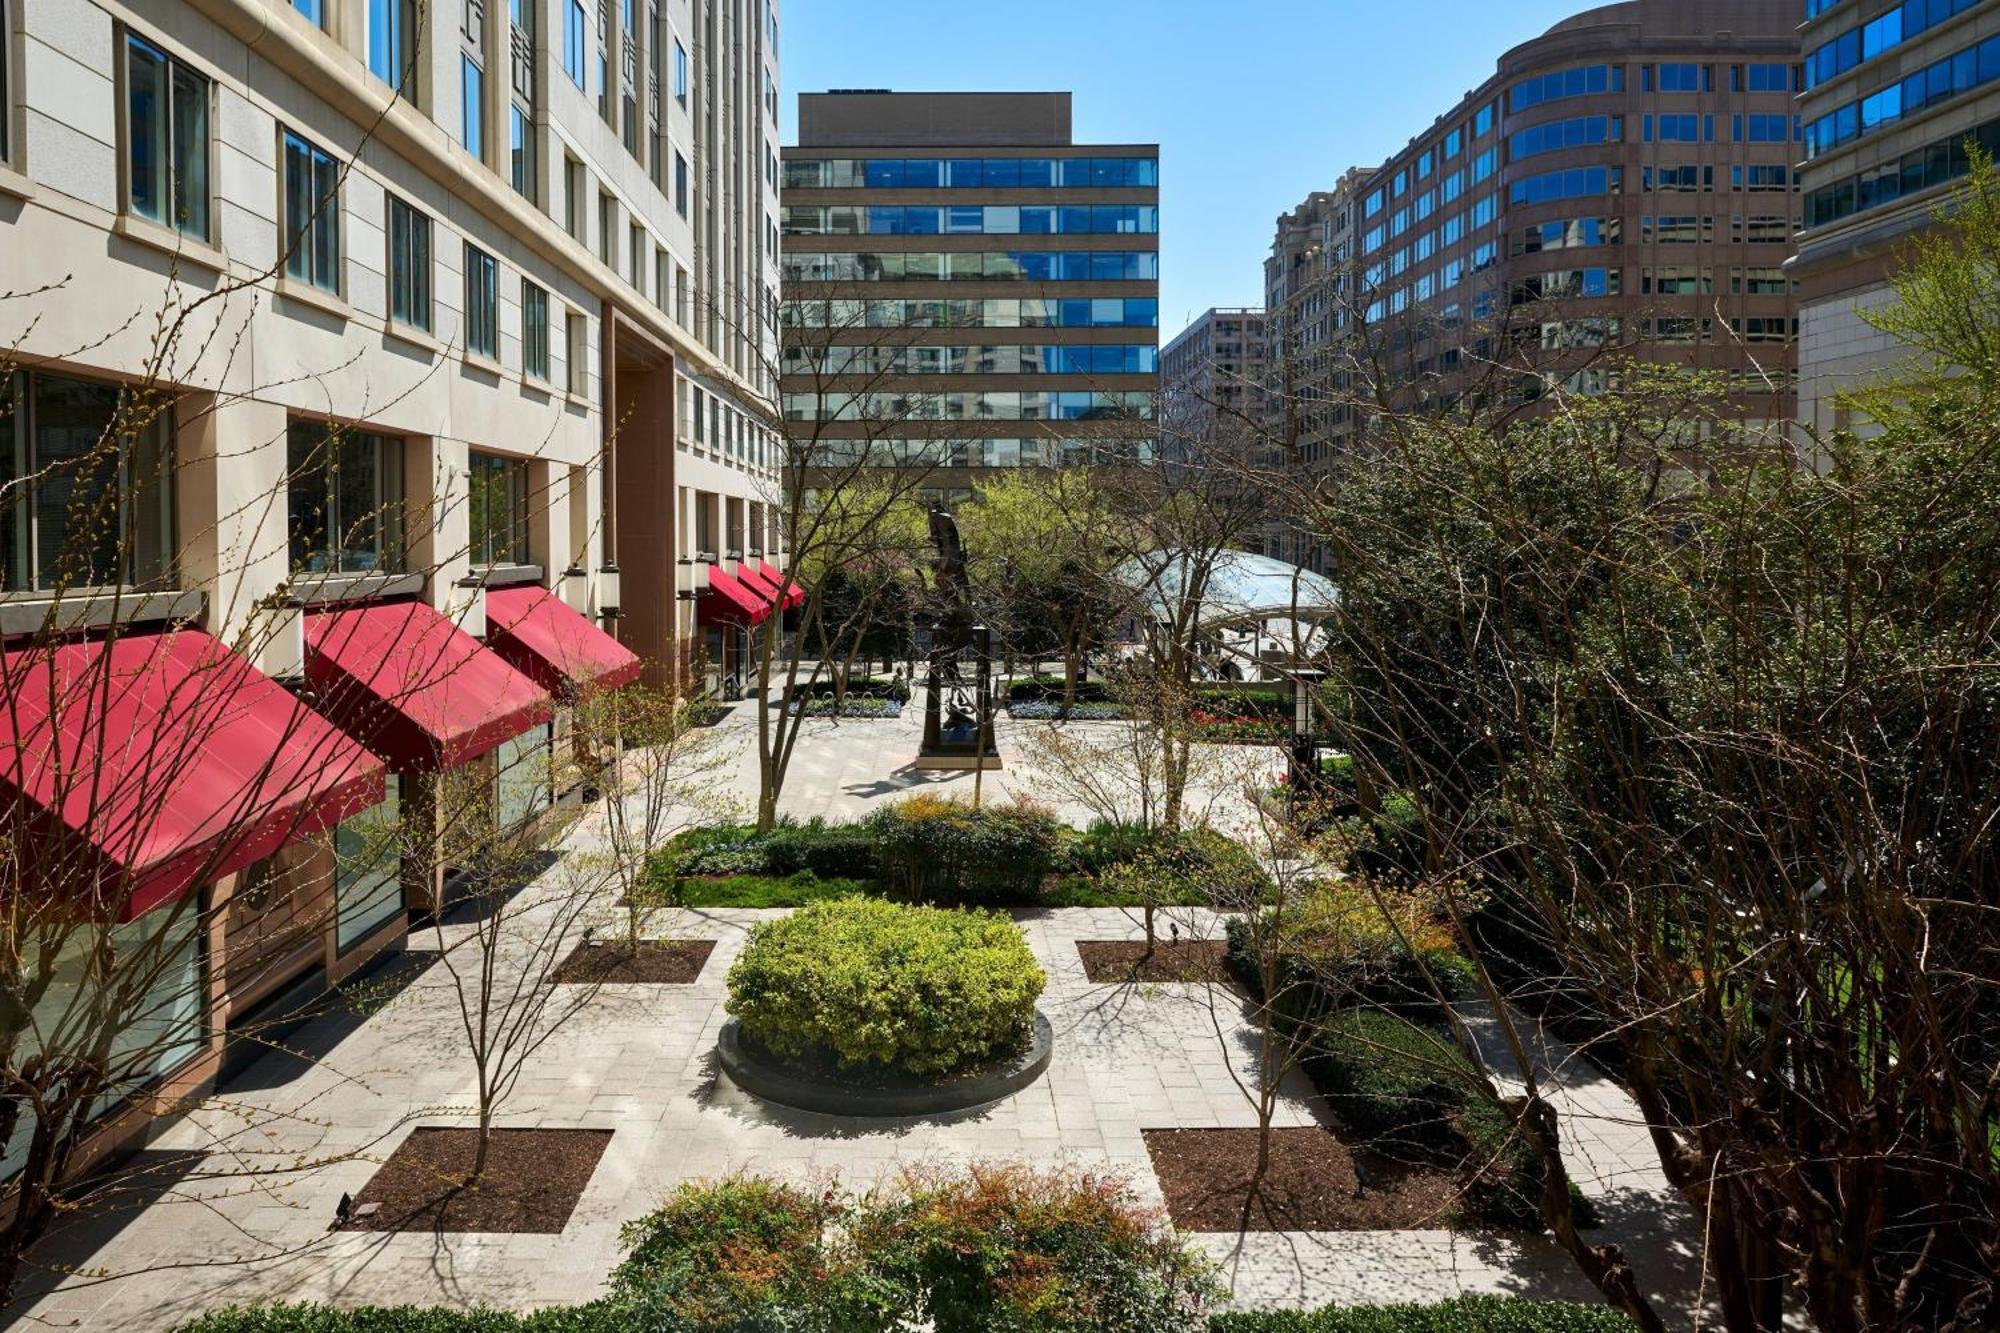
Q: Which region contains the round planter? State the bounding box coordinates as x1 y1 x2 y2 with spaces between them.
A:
717 1012 1054 1117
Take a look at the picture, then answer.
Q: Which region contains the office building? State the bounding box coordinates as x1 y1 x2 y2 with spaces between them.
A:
1793 0 2000 438
1264 177 1363 465
0 0 779 1183
1162 307 1271 427
1287 0 1804 449
781 91 1160 502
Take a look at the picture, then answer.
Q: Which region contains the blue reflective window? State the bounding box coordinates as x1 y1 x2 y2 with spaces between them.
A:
864 160 904 187
1017 159 1055 187
563 0 586 87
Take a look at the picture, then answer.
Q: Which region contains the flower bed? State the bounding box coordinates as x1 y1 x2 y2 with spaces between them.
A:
1009 699 1131 720
788 695 904 718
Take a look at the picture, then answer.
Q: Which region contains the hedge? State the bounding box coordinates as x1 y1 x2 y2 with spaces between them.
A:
725 897 1046 1075
1208 1296 1637 1333
866 795 1060 905
655 819 880 882
180 1292 1635 1333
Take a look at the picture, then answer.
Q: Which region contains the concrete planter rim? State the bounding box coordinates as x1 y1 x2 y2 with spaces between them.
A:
718 1012 1054 1118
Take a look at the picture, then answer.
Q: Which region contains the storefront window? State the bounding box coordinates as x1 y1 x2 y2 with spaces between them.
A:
286 421 405 575
496 726 550 830
1 371 175 592
335 777 402 953
1 907 204 1180
467 450 530 566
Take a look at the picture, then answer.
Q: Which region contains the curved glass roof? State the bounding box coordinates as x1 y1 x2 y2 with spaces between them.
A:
1112 549 1340 628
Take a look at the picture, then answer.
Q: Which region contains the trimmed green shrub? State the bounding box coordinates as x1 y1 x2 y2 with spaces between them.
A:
173 1306 627 1331
1207 1295 1638 1333
1061 819 1160 875
1309 1010 1476 1149
866 795 1060 905
610 1177 900 1331
726 897 1046 1076
1008 674 1116 705
858 1163 1219 1333
656 819 881 883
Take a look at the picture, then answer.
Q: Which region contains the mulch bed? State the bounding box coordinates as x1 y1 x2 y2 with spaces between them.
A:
338 1127 612 1233
1077 940 1233 984
1143 1127 1460 1231
550 938 716 984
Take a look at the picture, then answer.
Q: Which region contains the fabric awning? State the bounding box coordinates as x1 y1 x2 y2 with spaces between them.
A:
757 560 804 610
484 585 643 697
736 563 782 604
698 567 773 627
306 600 553 774
0 627 386 922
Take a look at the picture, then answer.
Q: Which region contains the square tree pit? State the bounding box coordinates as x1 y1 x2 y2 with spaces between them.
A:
338 1127 612 1234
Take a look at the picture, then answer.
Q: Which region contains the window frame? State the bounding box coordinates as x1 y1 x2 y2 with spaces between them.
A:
334 776 404 955
2 369 178 594
386 194 433 334
367 0 419 96
122 31 214 243
522 280 550 382
0 0 12 167
280 127 342 294
467 448 531 567
463 242 500 361
284 419 406 577
565 308 588 398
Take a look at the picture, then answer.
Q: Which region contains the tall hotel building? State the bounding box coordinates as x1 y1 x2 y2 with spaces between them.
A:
1793 0 2000 438
780 92 1160 502
1333 0 1804 440
0 0 780 1180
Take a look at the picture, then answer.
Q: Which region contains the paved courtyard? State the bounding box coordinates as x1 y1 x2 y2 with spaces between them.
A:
7 713 1701 1329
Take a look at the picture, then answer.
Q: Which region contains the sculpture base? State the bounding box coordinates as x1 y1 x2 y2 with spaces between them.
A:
718 1013 1053 1117
913 751 1005 771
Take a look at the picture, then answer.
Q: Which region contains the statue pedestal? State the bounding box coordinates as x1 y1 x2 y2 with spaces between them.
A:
914 751 1005 772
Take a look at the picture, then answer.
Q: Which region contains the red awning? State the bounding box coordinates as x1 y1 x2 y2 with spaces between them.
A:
485 586 643 697
698 567 773 627
758 560 805 610
0 627 386 921
306 601 553 774
736 563 782 604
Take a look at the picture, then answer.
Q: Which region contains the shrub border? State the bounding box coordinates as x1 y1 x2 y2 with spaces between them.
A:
717 1011 1054 1117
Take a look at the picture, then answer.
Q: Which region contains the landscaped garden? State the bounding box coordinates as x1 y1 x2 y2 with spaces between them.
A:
1003 674 1325 743
633 796 1267 912
173 1169 1635 1331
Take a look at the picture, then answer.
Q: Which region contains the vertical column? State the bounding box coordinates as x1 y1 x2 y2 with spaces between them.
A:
175 394 292 663
406 435 472 613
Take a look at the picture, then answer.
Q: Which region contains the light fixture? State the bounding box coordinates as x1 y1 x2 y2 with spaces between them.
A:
562 564 589 606
677 557 710 600
260 601 306 680
598 563 621 619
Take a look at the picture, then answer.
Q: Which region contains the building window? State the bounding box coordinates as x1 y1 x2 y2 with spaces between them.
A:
281 129 340 292
387 196 431 332
125 35 211 242
497 726 551 830
674 263 689 326
367 0 418 93
464 243 498 359
335 778 403 953
1 371 175 592
598 192 617 267
566 309 588 397
673 39 688 105
0 0 11 165
674 151 688 216
628 223 645 290
564 0 587 87
292 0 323 25
522 281 549 381
461 55 484 159
468 449 530 566
510 105 534 198
0 908 204 1180
285 420 404 574
564 156 586 239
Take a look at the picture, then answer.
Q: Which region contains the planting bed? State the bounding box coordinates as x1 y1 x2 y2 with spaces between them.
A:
550 938 716 984
338 1127 612 1234
1076 939 1233 984
1143 1127 1458 1232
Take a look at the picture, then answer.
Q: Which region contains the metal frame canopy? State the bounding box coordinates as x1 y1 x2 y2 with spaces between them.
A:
1111 549 1340 631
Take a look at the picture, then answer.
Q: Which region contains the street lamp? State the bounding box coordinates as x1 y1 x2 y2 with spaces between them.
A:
1288 668 1326 809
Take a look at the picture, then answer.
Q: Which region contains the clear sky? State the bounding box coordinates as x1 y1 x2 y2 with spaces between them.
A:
781 0 1591 343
